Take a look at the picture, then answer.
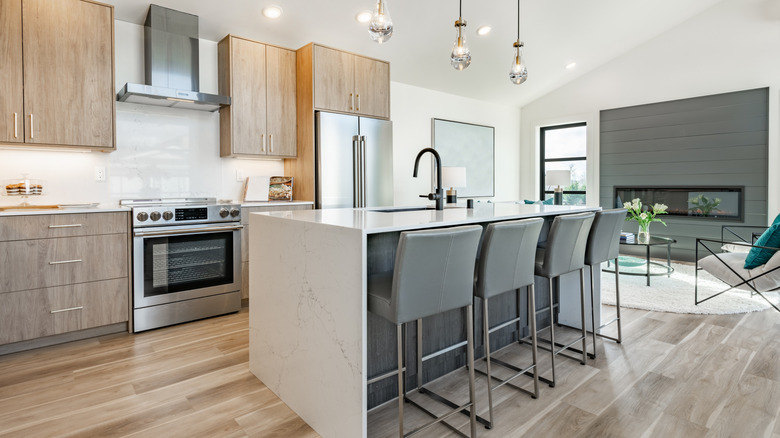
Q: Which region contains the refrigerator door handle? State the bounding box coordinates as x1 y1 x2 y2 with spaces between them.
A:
360 136 367 208
352 136 360 208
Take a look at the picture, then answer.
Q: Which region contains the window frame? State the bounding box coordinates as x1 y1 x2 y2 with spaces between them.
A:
539 122 587 202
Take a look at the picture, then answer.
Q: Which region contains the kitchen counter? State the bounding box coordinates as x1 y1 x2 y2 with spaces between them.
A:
248 204 600 438
0 204 128 216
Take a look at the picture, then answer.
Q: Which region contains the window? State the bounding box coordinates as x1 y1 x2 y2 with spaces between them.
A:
540 122 587 205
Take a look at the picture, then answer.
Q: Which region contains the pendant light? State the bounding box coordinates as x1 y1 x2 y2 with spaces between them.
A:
450 0 471 70
368 0 393 43
509 0 528 84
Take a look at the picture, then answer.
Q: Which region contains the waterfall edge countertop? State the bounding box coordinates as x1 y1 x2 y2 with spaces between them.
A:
248 202 598 234
247 204 600 438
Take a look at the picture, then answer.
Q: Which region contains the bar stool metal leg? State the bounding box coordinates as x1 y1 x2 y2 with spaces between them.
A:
466 304 477 438
397 323 404 438
547 277 556 387
579 268 587 366
589 265 598 359
482 299 495 428
528 284 539 399
594 258 623 344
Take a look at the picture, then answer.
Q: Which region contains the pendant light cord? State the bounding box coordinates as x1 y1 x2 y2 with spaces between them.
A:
459 0 462 19
517 0 520 41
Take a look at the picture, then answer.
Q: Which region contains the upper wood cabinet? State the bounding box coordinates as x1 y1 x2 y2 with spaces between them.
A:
0 0 116 151
311 45 390 120
219 35 297 158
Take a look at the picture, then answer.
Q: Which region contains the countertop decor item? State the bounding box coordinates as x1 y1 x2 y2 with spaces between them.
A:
269 177 293 201
2 174 45 207
623 198 667 243
545 170 570 205
442 166 466 204
243 176 271 202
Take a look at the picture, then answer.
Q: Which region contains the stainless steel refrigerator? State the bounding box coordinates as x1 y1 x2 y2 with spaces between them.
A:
316 111 393 209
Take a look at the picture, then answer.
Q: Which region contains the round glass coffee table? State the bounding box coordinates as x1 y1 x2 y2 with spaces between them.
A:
603 235 676 286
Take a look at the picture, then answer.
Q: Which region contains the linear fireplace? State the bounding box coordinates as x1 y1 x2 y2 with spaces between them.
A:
614 186 744 221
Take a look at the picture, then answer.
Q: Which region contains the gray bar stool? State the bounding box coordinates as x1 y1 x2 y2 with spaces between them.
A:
584 208 627 357
474 217 544 429
533 211 595 387
368 225 482 438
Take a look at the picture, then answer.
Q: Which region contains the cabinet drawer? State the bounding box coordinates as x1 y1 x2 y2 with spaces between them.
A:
0 278 128 345
0 212 128 241
0 234 128 293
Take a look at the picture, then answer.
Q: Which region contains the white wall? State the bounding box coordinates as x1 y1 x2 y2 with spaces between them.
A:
0 21 284 207
519 0 780 220
391 82 522 206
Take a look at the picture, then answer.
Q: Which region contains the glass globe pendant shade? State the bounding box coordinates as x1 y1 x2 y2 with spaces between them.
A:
509 41 527 84
368 0 393 43
450 19 471 70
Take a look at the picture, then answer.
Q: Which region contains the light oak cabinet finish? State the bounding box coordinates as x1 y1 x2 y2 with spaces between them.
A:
0 278 128 345
0 212 127 241
239 203 313 299
286 43 390 201
0 234 128 294
312 44 390 119
0 0 116 150
219 35 296 158
0 0 24 144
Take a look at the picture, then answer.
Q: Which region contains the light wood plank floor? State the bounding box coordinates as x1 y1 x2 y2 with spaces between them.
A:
1 306 778 437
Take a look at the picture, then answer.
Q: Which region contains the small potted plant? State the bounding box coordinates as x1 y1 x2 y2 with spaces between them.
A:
623 198 668 243
688 194 721 217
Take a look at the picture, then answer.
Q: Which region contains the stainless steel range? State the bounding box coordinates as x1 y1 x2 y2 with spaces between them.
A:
121 198 242 332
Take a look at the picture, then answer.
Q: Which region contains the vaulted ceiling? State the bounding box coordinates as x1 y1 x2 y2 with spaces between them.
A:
108 0 727 108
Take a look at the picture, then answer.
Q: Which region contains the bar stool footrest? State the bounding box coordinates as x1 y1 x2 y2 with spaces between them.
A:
415 386 491 429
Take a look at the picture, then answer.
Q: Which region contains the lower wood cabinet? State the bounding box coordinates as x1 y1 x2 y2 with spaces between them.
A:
0 278 128 345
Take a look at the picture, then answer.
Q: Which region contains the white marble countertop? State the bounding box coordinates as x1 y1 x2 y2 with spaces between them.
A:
241 200 314 207
0 204 128 216
252 203 600 234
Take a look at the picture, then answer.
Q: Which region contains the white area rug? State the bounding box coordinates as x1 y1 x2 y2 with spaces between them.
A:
600 260 780 315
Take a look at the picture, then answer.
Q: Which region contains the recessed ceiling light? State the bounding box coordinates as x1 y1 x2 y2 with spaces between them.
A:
476 25 492 36
565 62 577 69
262 5 283 19
355 10 372 23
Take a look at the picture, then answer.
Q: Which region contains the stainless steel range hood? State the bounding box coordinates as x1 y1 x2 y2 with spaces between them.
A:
116 5 230 112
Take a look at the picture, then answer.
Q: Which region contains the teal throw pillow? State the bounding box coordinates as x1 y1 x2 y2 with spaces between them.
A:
772 212 780 226
523 200 535 204
542 198 554 205
744 223 780 269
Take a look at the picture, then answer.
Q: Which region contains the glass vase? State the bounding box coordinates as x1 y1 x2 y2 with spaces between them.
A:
638 222 650 244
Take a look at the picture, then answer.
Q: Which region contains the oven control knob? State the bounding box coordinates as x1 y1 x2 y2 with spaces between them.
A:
136 212 148 222
219 208 229 218
163 211 174 221
150 211 162 221
230 208 240 218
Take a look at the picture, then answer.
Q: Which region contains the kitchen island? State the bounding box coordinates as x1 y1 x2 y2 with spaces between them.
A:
248 203 601 438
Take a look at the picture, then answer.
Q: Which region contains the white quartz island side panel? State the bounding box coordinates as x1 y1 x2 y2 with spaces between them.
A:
248 204 600 438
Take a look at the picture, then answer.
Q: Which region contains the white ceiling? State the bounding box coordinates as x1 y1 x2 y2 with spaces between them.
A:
107 0 727 108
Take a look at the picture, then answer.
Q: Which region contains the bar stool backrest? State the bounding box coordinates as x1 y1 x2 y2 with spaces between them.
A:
585 208 627 265
538 212 595 278
391 225 483 324
476 218 544 300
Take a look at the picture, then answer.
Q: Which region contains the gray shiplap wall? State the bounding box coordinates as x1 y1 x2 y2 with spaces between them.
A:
599 87 769 261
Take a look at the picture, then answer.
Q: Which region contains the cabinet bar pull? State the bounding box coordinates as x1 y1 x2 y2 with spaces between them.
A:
51 306 83 314
356 94 360 111
14 113 18 138
49 259 82 265
350 93 354 110
270 134 274 153
261 134 266 152
30 114 34 139
48 224 83 229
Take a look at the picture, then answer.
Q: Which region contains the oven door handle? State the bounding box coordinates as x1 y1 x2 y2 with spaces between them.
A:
133 225 243 237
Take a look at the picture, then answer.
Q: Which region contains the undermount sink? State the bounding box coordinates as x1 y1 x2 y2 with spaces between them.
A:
370 206 436 213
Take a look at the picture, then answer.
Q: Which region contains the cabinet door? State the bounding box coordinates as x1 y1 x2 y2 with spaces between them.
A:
354 56 390 119
266 46 297 157
231 37 268 155
22 0 114 148
313 45 355 114
0 0 24 143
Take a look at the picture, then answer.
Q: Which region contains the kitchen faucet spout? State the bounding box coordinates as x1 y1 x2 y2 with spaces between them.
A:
413 148 444 210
